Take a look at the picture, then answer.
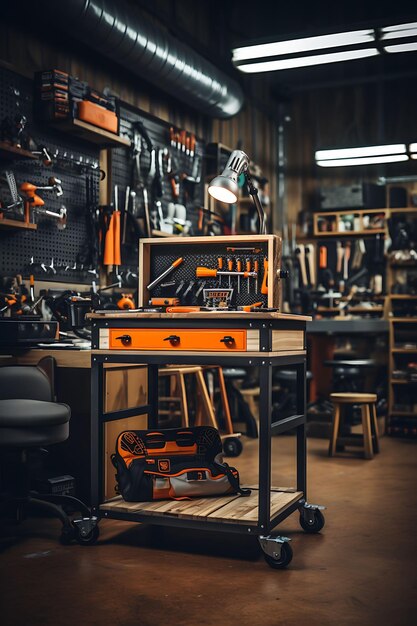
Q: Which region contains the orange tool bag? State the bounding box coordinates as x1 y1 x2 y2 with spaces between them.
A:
111 426 250 502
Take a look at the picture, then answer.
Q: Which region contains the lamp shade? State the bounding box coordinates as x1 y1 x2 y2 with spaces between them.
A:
208 175 239 203
208 150 250 203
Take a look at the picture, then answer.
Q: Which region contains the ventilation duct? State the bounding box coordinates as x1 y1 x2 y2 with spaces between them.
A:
35 0 244 118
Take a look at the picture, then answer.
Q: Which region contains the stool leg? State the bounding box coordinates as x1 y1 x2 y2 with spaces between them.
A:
217 367 234 435
329 402 341 457
370 403 380 454
361 404 373 459
196 370 218 429
177 373 189 427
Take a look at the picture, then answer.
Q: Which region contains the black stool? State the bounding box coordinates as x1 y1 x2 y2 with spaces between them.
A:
0 364 97 544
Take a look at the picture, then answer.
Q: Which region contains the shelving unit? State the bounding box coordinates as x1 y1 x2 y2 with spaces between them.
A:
0 217 37 230
0 141 37 161
313 207 417 237
50 118 131 148
385 204 417 436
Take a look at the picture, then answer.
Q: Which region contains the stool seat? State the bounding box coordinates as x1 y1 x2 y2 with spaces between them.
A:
0 399 70 427
330 392 377 403
329 393 379 459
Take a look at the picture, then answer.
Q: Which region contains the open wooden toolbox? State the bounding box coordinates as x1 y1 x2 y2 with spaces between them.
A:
138 234 282 311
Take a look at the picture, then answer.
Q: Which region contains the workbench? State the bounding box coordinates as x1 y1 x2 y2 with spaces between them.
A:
89 310 325 568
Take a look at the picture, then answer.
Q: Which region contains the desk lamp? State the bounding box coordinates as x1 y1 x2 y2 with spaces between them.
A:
208 150 267 234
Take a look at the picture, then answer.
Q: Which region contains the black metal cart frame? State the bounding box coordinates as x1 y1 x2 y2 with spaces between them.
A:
89 314 324 567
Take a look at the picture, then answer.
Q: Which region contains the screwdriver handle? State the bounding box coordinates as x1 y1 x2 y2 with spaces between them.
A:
196 267 217 277
261 258 268 295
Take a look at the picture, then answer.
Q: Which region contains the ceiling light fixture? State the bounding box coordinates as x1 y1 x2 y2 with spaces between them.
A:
316 155 409 167
232 21 417 74
316 144 407 160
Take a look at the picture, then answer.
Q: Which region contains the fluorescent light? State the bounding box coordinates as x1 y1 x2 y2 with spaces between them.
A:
237 49 379 73
317 155 409 167
409 143 417 151
232 29 374 62
384 42 417 53
316 144 407 160
411 154 417 160
381 22 417 38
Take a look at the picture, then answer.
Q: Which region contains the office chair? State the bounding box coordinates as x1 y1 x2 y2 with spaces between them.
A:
0 362 98 544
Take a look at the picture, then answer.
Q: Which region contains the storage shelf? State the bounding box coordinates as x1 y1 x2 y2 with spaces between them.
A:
316 229 385 237
0 217 37 230
151 229 182 238
388 295 417 299
390 318 417 323
392 348 417 353
50 117 131 147
0 141 37 160
390 411 417 417
100 486 302 526
390 380 417 384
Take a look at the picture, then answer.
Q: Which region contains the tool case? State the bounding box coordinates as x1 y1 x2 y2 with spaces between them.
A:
138 234 282 310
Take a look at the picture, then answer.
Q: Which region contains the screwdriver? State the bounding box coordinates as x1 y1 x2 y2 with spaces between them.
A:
227 257 233 287
196 267 257 278
147 257 184 291
261 258 268 295
254 259 259 293
246 259 251 293
218 257 223 286
236 258 242 293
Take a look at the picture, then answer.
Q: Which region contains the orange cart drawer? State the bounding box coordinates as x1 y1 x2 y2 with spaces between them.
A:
108 328 247 351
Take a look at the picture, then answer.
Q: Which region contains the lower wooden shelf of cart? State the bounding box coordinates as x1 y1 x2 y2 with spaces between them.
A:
100 486 302 525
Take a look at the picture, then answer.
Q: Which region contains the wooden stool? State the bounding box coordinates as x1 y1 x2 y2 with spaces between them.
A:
329 392 380 459
159 366 218 429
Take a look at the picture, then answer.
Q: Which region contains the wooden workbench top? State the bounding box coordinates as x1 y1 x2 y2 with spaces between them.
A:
88 311 312 321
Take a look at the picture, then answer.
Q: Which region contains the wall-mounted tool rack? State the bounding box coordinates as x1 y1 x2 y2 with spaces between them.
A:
0 66 102 285
138 235 282 310
108 104 206 273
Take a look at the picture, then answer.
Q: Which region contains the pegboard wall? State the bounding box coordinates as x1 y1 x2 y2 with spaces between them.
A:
110 104 205 272
0 67 208 289
0 66 101 285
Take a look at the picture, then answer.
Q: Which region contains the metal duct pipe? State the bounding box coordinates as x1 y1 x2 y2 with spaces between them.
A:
36 0 244 118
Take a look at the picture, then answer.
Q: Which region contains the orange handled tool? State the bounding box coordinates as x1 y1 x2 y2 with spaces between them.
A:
241 301 263 312
150 297 180 306
319 246 327 269
218 257 223 285
228 257 233 287
147 257 184 291
254 259 259 293
166 306 201 313
246 259 251 293
237 258 242 293
196 267 257 278
190 133 196 158
261 258 268 295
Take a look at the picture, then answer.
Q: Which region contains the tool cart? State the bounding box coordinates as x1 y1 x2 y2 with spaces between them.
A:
88 235 325 569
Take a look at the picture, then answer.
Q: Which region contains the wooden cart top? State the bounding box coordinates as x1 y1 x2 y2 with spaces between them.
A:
88 311 312 321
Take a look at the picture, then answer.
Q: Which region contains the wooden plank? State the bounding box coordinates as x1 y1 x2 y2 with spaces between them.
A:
272 330 304 351
92 349 306 359
246 329 259 351
89 311 312 321
100 488 303 525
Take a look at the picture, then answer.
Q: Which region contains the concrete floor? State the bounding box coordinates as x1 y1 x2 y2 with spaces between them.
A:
1 435 417 626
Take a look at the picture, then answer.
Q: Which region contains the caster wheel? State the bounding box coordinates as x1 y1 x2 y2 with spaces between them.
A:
300 509 325 533
60 527 75 545
223 437 243 457
263 542 293 569
74 524 99 546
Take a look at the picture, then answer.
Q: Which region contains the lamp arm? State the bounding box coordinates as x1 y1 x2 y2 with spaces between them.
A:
244 171 267 234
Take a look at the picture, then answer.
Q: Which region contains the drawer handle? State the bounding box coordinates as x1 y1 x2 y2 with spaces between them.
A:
220 335 235 345
115 334 132 346
164 335 180 344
